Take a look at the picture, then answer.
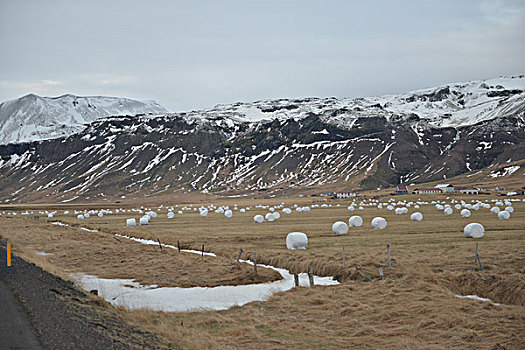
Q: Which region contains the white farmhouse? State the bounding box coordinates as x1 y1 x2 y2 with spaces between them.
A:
435 184 454 193
334 191 357 199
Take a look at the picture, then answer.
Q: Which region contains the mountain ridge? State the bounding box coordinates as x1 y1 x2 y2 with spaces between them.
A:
0 94 168 145
0 75 523 203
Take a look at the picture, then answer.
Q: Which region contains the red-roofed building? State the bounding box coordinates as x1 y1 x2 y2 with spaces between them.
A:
394 186 408 195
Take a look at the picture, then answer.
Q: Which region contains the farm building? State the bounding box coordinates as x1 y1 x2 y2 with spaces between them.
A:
455 187 479 195
412 188 442 195
319 192 334 197
435 184 454 193
495 186 507 191
394 186 408 195
334 191 357 199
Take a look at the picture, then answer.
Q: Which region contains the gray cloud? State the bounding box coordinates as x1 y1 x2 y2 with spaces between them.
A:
1 0 524 111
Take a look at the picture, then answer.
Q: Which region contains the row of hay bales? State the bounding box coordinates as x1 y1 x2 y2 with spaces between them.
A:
55 196 522 248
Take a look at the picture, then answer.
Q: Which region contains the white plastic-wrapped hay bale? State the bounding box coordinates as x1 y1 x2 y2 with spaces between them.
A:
77 214 84 220
371 217 387 229
200 209 208 217
286 232 308 250
460 209 471 218
139 216 149 225
254 214 264 223
178 210 183 215
84 213 90 218
167 211 175 219
283 208 292 214
348 215 363 227
464 223 484 238
394 208 404 215
273 211 281 220
455 204 462 210
126 218 137 227
444 207 453 216
347 205 355 211
224 210 233 218
332 221 349 234
64 210 69 215
497 211 510 220
410 212 423 221
490 206 500 214
505 206 514 213
98 212 104 218
146 211 158 218
265 213 275 222
47 213 54 219
240 208 246 213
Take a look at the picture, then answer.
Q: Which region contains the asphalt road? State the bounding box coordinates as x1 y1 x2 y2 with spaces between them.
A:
0 238 163 349
0 279 43 349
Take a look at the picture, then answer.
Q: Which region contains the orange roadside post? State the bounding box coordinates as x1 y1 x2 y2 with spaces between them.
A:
7 241 11 267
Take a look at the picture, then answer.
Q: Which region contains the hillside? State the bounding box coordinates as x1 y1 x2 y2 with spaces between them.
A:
0 75 523 203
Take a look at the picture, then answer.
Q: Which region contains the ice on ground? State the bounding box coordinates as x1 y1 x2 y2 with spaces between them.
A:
455 294 500 306
52 221 69 226
35 251 52 256
72 261 338 312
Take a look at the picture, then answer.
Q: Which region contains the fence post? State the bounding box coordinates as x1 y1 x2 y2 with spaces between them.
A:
379 267 383 279
343 247 346 268
253 253 257 274
201 244 204 258
157 238 162 250
387 244 391 267
294 273 299 287
475 243 483 271
177 240 180 253
237 248 243 262
308 267 314 287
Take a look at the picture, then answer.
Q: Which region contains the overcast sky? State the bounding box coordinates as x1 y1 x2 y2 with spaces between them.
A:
1 0 524 111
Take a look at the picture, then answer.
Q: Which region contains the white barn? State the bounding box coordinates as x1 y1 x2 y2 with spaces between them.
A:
334 191 357 199
435 184 454 193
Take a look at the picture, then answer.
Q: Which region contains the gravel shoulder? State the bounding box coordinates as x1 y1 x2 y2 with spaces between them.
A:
0 238 166 350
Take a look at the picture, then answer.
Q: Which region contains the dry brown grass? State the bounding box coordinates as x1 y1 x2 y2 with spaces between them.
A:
1 193 524 349
0 216 280 287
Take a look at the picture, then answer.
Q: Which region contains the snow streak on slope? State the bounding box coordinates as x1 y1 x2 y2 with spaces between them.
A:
0 94 168 145
0 75 523 202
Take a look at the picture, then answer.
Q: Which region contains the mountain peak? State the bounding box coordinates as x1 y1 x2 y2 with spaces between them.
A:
0 94 169 145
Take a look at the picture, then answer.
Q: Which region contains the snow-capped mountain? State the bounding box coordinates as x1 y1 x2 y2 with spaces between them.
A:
0 76 523 202
0 94 168 145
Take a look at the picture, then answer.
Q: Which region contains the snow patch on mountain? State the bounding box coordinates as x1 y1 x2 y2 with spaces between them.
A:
0 94 168 145
166 75 524 132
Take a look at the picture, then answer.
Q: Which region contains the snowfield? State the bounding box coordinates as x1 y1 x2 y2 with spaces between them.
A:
0 94 168 145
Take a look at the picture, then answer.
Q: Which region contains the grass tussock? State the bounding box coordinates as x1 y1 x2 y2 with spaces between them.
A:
1 194 524 349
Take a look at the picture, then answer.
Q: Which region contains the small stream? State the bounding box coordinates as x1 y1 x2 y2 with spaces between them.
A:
66 228 339 312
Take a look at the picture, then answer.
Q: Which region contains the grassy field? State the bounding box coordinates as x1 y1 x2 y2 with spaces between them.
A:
1 193 524 349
